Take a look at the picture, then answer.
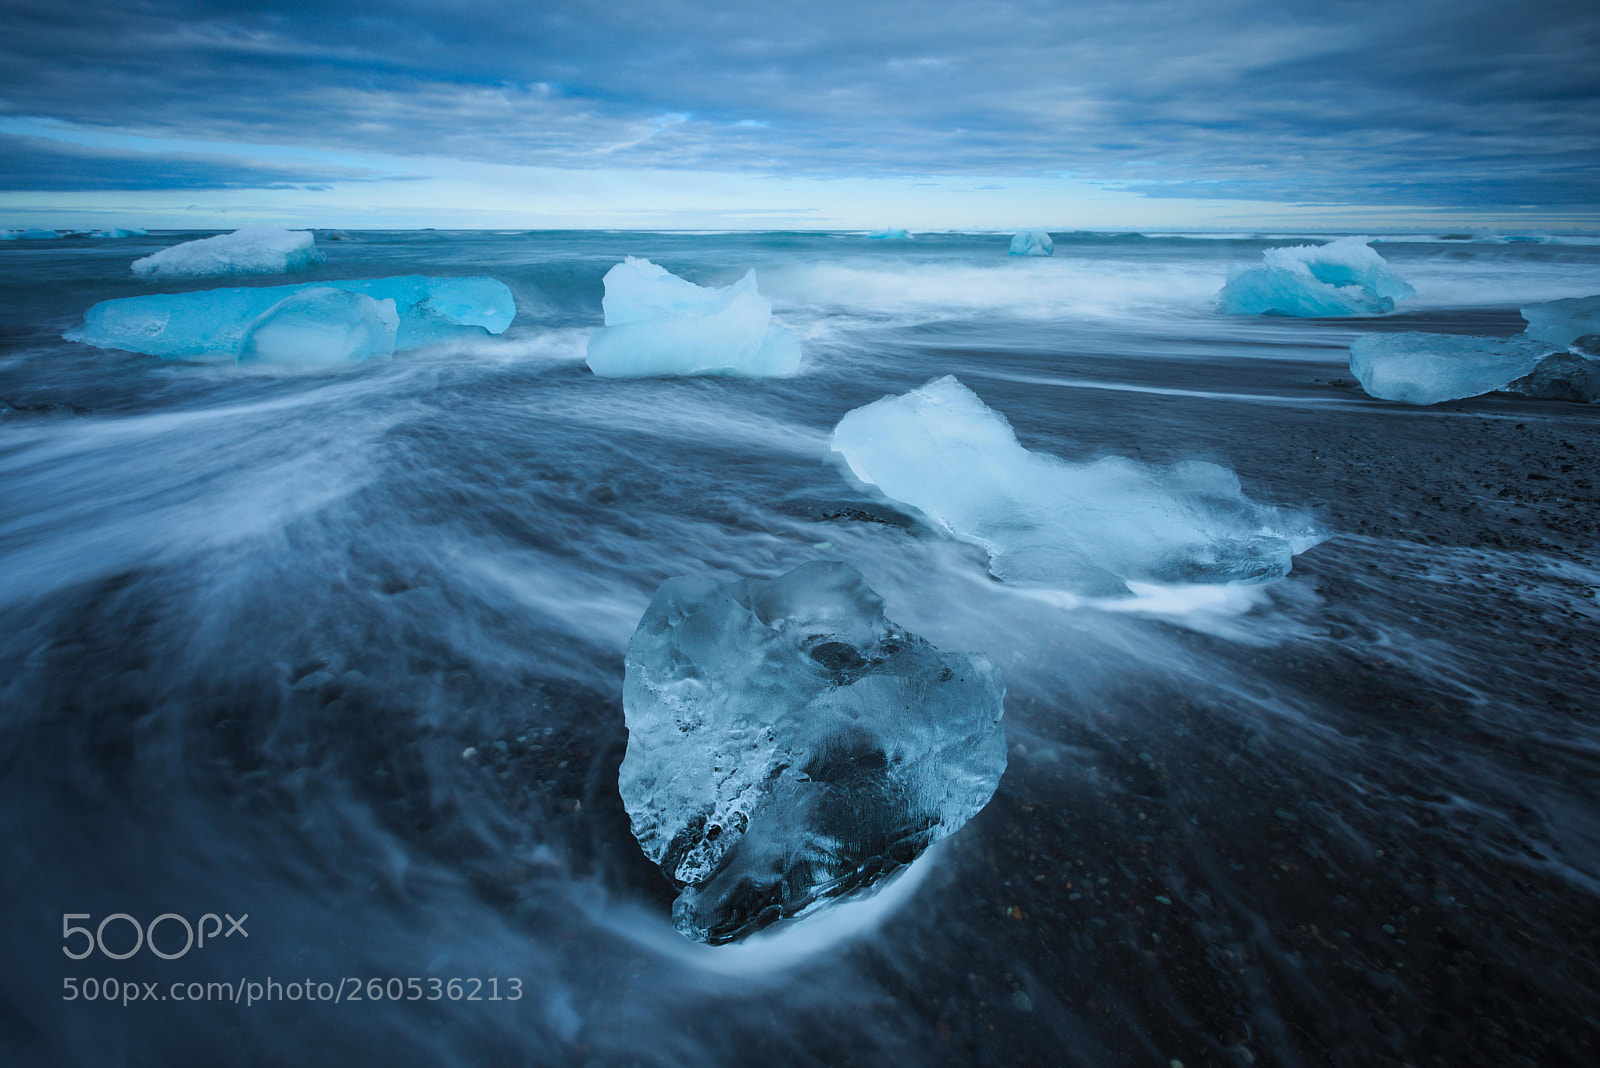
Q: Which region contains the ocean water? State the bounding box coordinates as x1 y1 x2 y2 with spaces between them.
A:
2 229 1599 1066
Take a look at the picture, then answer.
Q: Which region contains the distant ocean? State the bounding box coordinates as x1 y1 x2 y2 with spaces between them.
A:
4 229 1599 1066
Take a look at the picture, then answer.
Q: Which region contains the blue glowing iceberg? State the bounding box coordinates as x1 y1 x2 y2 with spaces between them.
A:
1008 230 1054 256
67 276 516 362
585 257 801 377
1217 237 1415 317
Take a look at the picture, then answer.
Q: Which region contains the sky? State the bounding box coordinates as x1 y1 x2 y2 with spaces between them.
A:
1 0 1596 231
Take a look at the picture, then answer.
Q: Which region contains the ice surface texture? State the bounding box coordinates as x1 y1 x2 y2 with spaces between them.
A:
239 288 399 365
619 561 1006 944
831 376 1322 595
585 257 801 377
67 276 515 363
1217 237 1416 317
1521 295 1600 347
1008 230 1054 256
1349 333 1551 405
1349 294 1600 404
131 228 326 278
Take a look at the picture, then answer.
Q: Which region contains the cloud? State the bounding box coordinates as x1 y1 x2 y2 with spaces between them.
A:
0 0 1596 213
0 133 399 190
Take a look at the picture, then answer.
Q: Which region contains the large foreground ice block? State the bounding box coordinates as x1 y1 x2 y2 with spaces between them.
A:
831 376 1321 594
131 228 326 278
67 276 515 361
585 257 801 377
1521 295 1600 347
620 561 1006 944
1008 229 1054 256
1349 332 1550 405
1217 236 1415 316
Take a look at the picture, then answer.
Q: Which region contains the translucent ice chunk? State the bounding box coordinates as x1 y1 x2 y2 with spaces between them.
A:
1521 295 1600 347
7 228 63 240
867 229 912 240
1349 332 1551 404
67 276 515 361
131 228 326 278
87 228 148 238
1008 230 1054 256
1217 236 1415 316
619 561 1006 944
585 257 801 377
830 376 1321 594
239 288 399 364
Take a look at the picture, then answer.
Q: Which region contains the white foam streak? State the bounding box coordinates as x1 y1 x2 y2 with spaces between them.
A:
590 839 946 981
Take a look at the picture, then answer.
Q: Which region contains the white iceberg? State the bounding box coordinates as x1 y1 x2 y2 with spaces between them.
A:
620 560 1006 944
1008 230 1054 256
830 376 1321 595
239 288 399 365
585 257 801 378
67 276 515 362
1348 333 1550 405
1217 236 1415 317
1521 295 1600 347
131 227 325 279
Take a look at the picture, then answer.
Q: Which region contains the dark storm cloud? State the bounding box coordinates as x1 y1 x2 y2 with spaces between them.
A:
1 0 1596 210
0 133 395 190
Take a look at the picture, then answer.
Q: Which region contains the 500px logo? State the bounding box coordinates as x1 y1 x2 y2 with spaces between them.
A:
62 913 248 961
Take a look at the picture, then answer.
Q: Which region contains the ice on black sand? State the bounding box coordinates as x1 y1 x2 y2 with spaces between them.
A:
618 561 1006 944
831 376 1322 595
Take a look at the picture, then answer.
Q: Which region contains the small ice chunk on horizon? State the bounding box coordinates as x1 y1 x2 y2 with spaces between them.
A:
67 275 515 362
1217 236 1415 317
830 376 1322 595
1349 332 1550 405
4 228 62 240
131 228 325 279
87 228 148 239
619 560 1006 944
1522 295 1600 347
1008 230 1054 256
585 257 801 378
867 229 912 240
